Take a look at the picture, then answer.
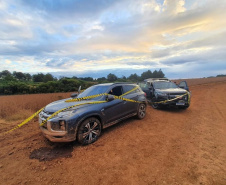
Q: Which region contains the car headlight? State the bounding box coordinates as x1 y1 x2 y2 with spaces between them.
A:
51 120 66 131
57 110 75 118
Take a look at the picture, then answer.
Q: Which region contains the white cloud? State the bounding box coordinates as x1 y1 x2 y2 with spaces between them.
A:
0 0 226 78
163 0 186 14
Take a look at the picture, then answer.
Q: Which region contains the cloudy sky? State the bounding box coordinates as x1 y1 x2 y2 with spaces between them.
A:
0 0 226 79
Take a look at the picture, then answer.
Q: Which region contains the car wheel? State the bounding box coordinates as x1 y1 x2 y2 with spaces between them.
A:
151 97 159 109
77 117 101 145
137 103 146 119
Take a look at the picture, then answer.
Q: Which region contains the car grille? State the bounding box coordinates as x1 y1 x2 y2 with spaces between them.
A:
168 92 185 96
168 94 188 101
39 109 54 129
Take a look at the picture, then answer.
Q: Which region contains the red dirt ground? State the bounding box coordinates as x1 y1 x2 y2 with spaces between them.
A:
0 78 226 185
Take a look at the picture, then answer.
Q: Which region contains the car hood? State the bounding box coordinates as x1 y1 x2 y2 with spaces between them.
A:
44 98 99 113
155 88 187 94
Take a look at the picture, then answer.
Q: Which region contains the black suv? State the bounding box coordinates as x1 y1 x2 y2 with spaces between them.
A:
39 83 147 145
138 78 190 109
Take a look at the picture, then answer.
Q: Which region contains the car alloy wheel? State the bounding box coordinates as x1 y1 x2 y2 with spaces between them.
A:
77 117 101 145
137 103 146 119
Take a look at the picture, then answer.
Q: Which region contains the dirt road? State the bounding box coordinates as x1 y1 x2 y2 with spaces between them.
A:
0 80 226 185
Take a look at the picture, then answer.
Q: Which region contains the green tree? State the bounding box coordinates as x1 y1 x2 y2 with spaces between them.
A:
107 73 117 82
13 71 26 80
216 74 226 77
152 70 158 78
33 73 45 82
157 69 165 78
79 77 93 81
0 70 11 77
44 73 54 82
128 73 139 81
141 70 153 80
25 73 32 81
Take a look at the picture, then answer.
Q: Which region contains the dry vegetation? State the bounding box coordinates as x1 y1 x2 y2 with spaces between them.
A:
0 92 71 121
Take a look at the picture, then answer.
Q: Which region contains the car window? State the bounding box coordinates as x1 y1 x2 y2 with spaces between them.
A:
123 85 136 95
179 81 187 87
77 85 109 98
153 82 178 89
108 86 123 96
138 82 150 90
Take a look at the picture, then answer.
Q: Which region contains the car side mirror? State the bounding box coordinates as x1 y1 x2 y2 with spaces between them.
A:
106 94 115 101
71 93 78 98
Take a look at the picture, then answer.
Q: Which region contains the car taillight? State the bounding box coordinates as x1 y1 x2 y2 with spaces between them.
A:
144 92 146 97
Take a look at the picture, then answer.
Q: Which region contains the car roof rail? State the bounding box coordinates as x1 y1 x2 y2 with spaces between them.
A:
112 82 135 85
95 82 137 86
144 78 169 82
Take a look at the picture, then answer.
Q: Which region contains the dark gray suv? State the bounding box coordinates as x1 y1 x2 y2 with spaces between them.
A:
39 83 147 145
138 78 190 109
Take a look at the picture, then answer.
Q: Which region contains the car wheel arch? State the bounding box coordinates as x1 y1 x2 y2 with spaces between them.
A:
76 113 103 130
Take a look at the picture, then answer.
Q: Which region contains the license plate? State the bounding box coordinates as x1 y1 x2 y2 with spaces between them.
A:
176 102 185 105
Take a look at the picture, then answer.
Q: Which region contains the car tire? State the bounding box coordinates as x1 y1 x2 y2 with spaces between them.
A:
151 97 159 109
77 117 101 145
137 103 146 119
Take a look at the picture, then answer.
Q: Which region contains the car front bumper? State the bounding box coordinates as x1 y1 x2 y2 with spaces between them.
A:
160 100 189 106
39 117 76 142
156 94 190 107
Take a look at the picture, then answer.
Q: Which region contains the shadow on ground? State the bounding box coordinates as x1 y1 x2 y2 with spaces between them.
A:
29 142 75 162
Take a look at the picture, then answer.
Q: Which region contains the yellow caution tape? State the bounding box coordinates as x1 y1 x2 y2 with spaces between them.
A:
120 86 139 97
66 86 140 103
4 107 44 134
41 93 142 126
65 93 108 103
3 85 190 134
188 92 191 105
3 86 142 133
114 95 141 103
40 101 107 126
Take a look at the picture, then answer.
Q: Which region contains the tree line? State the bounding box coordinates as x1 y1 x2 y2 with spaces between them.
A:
0 69 165 95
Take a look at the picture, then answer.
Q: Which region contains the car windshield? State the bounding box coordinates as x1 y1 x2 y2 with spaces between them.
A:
154 81 178 89
77 85 109 99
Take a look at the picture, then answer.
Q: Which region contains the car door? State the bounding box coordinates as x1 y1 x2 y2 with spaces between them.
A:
102 85 125 124
122 85 139 115
178 81 189 91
